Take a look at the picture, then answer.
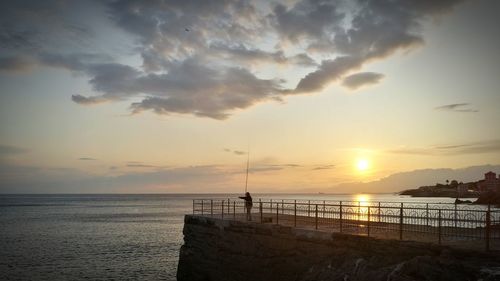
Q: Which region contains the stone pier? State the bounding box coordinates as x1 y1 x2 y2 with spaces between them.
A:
177 215 500 281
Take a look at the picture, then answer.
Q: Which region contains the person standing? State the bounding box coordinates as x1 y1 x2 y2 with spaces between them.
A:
239 192 253 221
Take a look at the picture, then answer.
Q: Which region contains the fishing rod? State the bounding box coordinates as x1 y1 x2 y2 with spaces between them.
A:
244 148 249 193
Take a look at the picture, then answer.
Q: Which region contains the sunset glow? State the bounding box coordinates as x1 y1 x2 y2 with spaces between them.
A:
0 0 499 194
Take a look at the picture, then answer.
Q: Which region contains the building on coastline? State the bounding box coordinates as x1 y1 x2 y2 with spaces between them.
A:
477 171 500 192
457 182 475 196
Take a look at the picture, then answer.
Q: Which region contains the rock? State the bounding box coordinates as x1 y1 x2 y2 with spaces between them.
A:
474 191 500 206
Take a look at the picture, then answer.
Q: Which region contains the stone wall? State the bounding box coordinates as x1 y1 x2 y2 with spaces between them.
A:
177 215 500 281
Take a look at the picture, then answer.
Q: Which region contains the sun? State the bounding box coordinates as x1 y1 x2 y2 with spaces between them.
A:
356 159 369 171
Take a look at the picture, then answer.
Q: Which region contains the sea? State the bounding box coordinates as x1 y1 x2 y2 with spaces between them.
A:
0 193 478 280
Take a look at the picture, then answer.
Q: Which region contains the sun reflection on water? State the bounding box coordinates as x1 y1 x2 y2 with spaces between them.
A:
354 194 371 221
355 194 371 206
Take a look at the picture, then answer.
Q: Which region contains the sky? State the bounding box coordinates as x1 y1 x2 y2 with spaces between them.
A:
1 0 499 193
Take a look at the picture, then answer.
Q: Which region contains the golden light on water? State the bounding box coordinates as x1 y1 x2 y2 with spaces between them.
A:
355 194 371 205
354 194 371 221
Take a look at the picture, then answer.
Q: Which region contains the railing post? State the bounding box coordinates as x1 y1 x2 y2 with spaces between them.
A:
308 200 311 216
281 199 284 214
454 203 458 228
294 200 297 227
323 200 326 217
201 200 204 215
276 204 279 225
270 199 273 214
233 201 236 220
438 209 442 245
486 204 491 251
426 203 429 227
358 201 361 220
259 201 263 223
210 200 213 217
378 202 381 222
315 204 318 230
367 206 371 237
339 201 343 233
221 200 224 220
399 203 403 240
193 200 195 215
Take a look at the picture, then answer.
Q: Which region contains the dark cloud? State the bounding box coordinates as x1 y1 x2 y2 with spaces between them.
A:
388 139 500 156
0 1 93 52
272 0 345 43
0 0 465 119
0 56 35 73
78 157 97 161
0 144 28 156
72 94 107 105
435 103 478 112
222 148 247 156
293 0 463 94
295 56 364 93
342 72 385 90
312 164 336 171
127 60 284 119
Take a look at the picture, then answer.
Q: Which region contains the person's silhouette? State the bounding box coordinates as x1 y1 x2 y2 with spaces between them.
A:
239 192 253 221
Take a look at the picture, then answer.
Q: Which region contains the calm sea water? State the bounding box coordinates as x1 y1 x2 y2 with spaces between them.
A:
0 193 469 280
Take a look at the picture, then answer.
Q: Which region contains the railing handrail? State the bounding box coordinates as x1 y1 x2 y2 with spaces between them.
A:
191 198 495 211
191 197 498 251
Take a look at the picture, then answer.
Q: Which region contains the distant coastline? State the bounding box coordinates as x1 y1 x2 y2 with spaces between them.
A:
399 188 478 198
399 171 500 206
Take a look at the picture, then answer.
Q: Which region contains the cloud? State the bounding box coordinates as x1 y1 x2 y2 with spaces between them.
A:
0 1 93 52
0 56 35 73
295 56 365 93
272 0 345 44
233 150 246 156
1 0 465 119
0 163 235 193
71 94 108 105
245 163 302 173
435 103 478 112
127 59 285 119
0 144 28 156
342 72 385 90
292 0 463 94
126 163 157 168
388 139 500 156
208 43 317 67
312 164 336 171
223 148 247 156
248 166 284 173
78 157 97 161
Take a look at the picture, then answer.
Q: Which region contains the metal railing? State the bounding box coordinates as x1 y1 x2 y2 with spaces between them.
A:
192 198 500 251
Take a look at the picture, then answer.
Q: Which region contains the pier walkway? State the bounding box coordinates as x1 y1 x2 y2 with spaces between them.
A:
192 198 500 251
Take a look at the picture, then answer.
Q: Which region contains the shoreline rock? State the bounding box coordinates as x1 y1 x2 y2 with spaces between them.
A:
473 191 500 206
